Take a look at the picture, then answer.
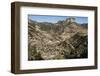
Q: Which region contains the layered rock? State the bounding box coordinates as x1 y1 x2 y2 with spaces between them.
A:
28 18 88 60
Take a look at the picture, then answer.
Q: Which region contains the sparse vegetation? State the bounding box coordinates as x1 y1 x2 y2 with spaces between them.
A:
28 17 88 60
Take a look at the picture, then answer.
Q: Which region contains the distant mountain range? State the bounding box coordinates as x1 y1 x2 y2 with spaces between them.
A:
28 18 88 60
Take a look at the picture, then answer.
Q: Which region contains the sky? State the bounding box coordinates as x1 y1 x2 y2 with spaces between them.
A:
28 15 88 24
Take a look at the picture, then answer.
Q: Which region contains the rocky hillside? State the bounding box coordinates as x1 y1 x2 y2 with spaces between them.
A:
28 18 88 60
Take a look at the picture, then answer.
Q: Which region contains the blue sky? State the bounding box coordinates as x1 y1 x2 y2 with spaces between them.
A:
28 15 88 24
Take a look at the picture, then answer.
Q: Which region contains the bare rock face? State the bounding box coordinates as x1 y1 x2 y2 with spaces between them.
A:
28 18 88 60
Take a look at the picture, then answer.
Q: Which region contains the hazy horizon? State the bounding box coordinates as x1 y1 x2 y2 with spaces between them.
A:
28 15 88 24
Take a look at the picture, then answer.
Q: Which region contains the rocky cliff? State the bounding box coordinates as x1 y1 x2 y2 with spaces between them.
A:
28 18 88 60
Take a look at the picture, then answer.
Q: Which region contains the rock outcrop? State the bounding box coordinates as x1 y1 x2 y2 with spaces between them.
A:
28 18 88 60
